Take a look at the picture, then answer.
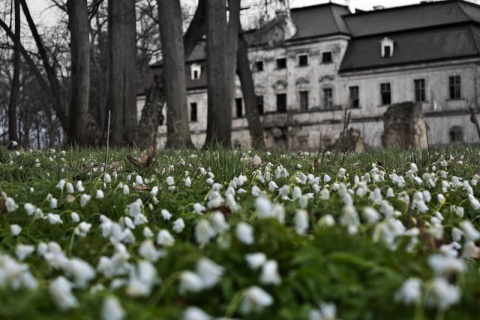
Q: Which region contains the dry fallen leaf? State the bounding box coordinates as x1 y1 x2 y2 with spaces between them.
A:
134 185 152 192
126 145 156 170
65 194 75 203
202 205 232 217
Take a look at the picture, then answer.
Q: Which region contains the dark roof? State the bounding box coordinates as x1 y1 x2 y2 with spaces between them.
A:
290 3 351 39
343 0 480 38
340 24 480 73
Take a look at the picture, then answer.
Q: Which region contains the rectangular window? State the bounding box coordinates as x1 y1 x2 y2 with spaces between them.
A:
255 61 263 72
383 45 391 58
256 95 264 114
299 91 309 111
276 58 287 69
235 98 243 118
276 93 287 112
298 54 308 66
449 75 461 100
322 51 332 63
190 102 197 122
380 83 391 105
414 79 426 102
349 86 360 108
323 88 333 109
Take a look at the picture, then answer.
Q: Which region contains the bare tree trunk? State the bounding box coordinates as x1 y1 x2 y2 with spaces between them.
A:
237 32 265 149
67 0 90 146
204 0 240 148
137 75 164 146
157 0 193 149
8 0 20 146
183 0 206 60
107 0 137 146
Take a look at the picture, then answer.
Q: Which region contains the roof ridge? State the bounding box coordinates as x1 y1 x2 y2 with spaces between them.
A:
456 0 473 22
469 24 480 55
328 4 342 34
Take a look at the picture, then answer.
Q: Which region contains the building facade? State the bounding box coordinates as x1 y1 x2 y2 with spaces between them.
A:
137 0 480 150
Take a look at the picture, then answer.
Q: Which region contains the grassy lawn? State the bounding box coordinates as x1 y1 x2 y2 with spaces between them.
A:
0 145 480 319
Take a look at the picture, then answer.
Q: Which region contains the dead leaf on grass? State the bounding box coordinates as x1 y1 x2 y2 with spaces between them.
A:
134 185 152 192
65 194 75 203
126 145 156 170
202 205 232 217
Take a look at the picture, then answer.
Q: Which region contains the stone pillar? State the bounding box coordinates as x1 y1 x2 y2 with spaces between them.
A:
381 102 428 149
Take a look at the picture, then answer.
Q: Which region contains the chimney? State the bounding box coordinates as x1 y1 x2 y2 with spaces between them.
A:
348 0 356 14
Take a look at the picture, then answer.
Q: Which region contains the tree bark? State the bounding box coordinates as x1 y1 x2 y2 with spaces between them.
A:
237 32 265 149
8 0 20 146
157 0 193 149
183 0 206 60
204 0 240 148
67 0 90 146
107 0 137 146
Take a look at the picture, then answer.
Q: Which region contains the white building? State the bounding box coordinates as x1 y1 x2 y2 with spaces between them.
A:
137 0 480 150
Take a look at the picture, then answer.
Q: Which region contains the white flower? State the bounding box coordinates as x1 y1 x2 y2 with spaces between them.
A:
139 239 164 262
15 244 35 261
71 212 80 223
183 307 212 320
24 203 35 215
210 212 229 234
75 222 92 237
425 277 461 311
185 177 192 187
278 185 290 199
225 194 240 212
126 260 157 297
320 188 330 200
294 210 309 234
134 213 148 225
76 181 85 192
166 176 175 186
362 207 380 224
240 286 274 314
260 260 281 285
127 199 142 217
157 230 175 246
135 175 144 185
123 184 129 195
428 254 465 277
268 181 278 192
179 271 204 295
245 253 267 270
158 209 171 221
5 197 18 212
318 215 335 228
468 194 480 210
47 213 63 225
62 258 96 288
193 203 206 214
255 196 274 219
56 179 66 191
195 220 215 245
143 227 154 238
410 163 418 172
10 224 22 236
80 194 91 207
101 296 125 320
150 186 159 197
104 174 112 184
49 276 77 310
252 186 261 197
96 190 105 199
236 222 254 245
395 278 422 305
460 220 480 241
196 258 225 288
340 205 360 230
173 218 185 233
310 302 337 320
66 182 74 193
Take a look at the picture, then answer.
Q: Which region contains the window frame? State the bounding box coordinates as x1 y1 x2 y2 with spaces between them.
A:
349 86 360 108
380 82 391 105
190 102 198 122
276 93 287 112
299 90 309 111
276 58 287 69
323 88 333 109
255 61 264 72
298 54 308 67
414 79 426 102
449 75 461 100
191 64 201 80
321 51 333 64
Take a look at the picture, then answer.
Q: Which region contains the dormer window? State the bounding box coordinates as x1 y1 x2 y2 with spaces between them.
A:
381 37 394 58
191 64 201 80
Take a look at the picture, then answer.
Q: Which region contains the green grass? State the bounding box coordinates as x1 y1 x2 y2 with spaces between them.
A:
0 145 479 319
